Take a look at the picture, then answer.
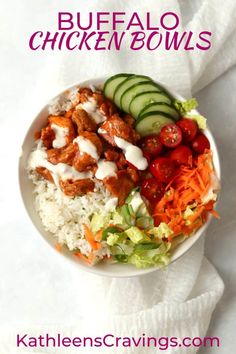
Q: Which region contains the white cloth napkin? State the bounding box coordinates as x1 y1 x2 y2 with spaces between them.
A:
2 0 236 352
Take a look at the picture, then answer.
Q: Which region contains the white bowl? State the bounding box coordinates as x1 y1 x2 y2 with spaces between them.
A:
18 77 221 278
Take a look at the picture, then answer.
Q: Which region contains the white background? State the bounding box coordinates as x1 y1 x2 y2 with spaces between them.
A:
0 0 236 353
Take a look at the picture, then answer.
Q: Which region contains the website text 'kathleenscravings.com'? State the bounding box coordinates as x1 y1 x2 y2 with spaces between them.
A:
16 333 220 350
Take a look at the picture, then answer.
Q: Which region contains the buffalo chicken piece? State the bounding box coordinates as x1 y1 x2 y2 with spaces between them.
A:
104 170 135 206
72 109 97 134
48 115 76 145
123 114 135 127
40 125 55 149
47 143 77 165
104 149 120 162
36 167 53 183
73 132 103 172
78 88 93 103
59 178 95 197
92 91 117 118
99 114 140 146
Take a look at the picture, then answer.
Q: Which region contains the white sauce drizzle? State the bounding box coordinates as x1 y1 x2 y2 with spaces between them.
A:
78 98 106 124
73 136 99 160
95 159 117 180
51 124 69 149
28 147 92 186
97 127 107 134
114 136 148 171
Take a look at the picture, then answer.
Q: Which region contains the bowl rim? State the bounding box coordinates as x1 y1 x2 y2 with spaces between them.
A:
18 76 221 278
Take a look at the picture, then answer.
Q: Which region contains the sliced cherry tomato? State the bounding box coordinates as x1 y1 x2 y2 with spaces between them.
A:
170 145 193 165
142 151 151 164
139 134 163 157
141 177 165 204
176 118 198 142
192 133 210 154
150 157 176 183
160 123 182 148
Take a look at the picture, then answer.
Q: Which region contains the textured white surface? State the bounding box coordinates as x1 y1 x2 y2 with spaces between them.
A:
0 0 236 353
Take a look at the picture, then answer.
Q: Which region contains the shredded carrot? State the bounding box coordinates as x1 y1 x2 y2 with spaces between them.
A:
74 252 92 264
153 151 219 237
95 229 103 242
209 209 220 219
83 224 101 250
55 243 62 252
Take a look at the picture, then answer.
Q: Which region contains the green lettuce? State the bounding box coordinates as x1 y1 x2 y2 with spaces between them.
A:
125 226 151 244
174 98 198 115
128 242 171 269
186 114 207 130
148 223 173 239
174 98 207 129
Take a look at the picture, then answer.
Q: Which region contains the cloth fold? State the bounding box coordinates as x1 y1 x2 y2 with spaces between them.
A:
2 0 236 352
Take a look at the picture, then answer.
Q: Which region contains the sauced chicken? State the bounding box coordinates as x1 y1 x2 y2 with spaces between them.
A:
36 167 53 182
40 125 55 149
59 178 95 197
33 87 147 203
72 109 97 134
48 116 76 144
73 132 103 172
47 143 77 165
98 114 140 146
104 170 135 206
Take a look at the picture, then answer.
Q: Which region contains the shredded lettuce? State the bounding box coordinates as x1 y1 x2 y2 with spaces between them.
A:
186 114 207 130
107 233 120 246
90 213 111 234
125 226 151 244
148 223 173 239
183 206 195 225
111 211 125 226
128 242 171 268
174 98 207 129
174 98 198 115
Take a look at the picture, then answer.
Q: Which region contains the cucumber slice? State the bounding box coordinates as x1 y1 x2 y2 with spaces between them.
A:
113 75 150 108
138 102 180 121
135 111 174 136
129 91 172 119
121 82 165 113
104 73 132 100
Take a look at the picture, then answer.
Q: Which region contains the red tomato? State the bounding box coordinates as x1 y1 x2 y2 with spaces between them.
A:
192 133 210 154
150 157 176 183
141 178 165 204
170 145 193 165
142 151 151 164
160 123 182 148
176 118 198 142
139 134 163 157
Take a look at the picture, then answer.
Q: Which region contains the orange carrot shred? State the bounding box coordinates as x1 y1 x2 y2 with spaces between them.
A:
55 243 62 252
83 224 101 250
152 151 219 237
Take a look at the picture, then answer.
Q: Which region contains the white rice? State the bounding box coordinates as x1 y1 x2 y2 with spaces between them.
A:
28 86 113 258
48 87 79 116
29 172 112 257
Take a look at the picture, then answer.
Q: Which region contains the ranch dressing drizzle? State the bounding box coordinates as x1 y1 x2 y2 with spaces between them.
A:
78 98 106 124
97 128 107 134
114 136 148 171
73 136 99 160
28 147 92 185
95 159 117 180
51 124 69 149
